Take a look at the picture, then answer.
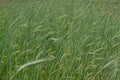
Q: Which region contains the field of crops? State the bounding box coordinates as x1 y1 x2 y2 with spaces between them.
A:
0 0 120 80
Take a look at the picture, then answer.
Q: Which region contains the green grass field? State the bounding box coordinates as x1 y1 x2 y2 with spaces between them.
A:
0 0 120 80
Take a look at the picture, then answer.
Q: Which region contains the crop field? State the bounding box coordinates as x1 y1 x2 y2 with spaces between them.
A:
0 0 120 80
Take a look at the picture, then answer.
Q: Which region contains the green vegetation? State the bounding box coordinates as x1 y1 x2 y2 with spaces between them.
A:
0 0 120 80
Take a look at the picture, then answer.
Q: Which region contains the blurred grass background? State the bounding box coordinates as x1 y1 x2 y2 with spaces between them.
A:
0 0 120 80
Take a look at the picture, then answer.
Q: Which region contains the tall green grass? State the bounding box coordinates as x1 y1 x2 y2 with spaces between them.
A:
0 0 120 80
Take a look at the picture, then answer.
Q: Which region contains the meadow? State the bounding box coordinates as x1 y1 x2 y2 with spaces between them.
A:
0 0 120 80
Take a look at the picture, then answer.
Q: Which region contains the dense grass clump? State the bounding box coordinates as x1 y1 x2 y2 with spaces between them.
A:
0 0 120 80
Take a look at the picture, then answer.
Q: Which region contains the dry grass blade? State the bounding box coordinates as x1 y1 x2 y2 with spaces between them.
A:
17 57 55 72
10 57 56 80
93 58 119 79
9 17 20 28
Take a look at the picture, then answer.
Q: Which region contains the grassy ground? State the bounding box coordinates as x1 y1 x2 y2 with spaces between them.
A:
0 0 120 80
